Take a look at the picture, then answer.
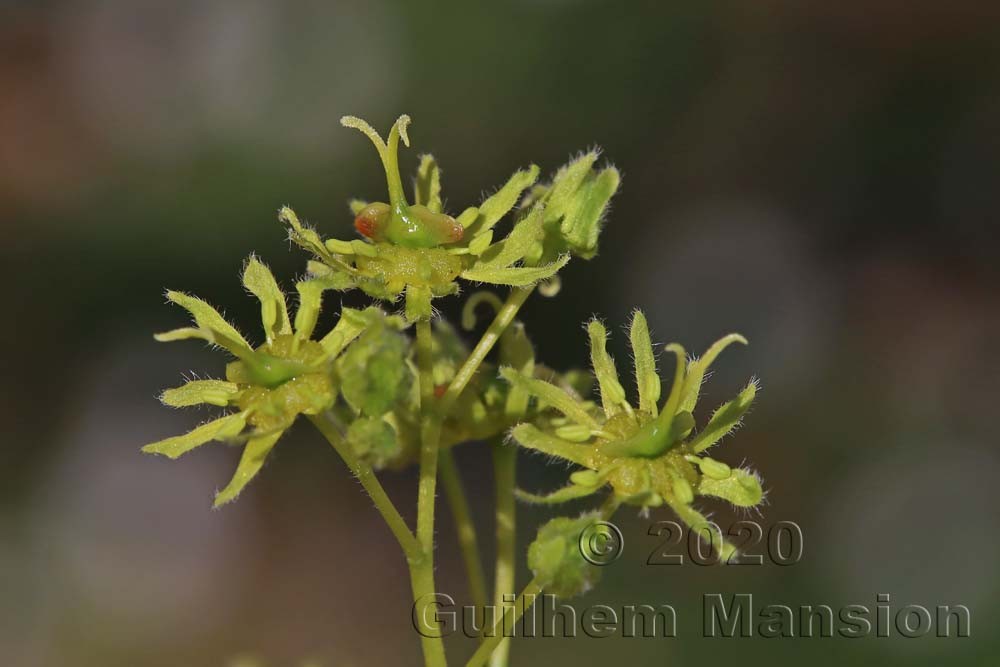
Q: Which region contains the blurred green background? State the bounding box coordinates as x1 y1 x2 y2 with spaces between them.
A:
2 1 997 665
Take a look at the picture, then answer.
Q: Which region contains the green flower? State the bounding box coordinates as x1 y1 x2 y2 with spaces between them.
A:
280 114 620 320
527 513 604 598
143 256 376 507
503 312 762 560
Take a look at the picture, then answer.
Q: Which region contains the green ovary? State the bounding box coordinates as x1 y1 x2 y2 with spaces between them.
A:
227 336 334 432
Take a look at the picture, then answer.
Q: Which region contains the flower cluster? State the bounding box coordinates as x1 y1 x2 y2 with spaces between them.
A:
144 256 376 506
141 113 766 664
144 114 622 507
280 115 619 321
505 312 763 594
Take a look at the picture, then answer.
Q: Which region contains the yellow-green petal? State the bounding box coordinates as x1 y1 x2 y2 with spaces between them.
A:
467 229 493 256
630 310 659 415
153 327 209 343
460 256 569 287
515 480 601 505
500 368 599 430
470 204 546 270
680 334 748 413
415 154 443 213
160 380 241 407
294 275 352 341
213 430 284 507
163 291 252 356
319 306 387 358
556 166 620 259
698 468 763 507
587 320 628 417
665 500 737 563
142 412 247 459
466 165 539 236
243 256 291 343
690 379 758 453
280 207 348 271
509 423 592 467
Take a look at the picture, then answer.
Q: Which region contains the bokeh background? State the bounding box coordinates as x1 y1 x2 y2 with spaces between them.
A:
2 1 998 666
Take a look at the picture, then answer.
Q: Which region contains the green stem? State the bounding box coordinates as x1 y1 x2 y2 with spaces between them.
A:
410 558 448 667
414 318 448 667
489 440 517 667
416 319 439 551
440 287 533 415
411 287 534 667
307 414 423 563
439 449 488 612
466 577 544 667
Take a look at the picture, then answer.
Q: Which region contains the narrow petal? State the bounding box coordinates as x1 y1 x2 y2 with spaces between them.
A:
415 154 443 213
279 206 344 269
164 291 252 356
562 167 619 256
294 275 352 341
153 327 210 343
319 306 391 359
509 424 592 467
680 334 748 413
659 343 687 422
500 368 599 430
464 165 539 235
690 379 758 453
160 380 241 407
697 468 763 507
629 311 660 415
242 256 291 342
142 412 247 459
547 152 599 215
587 320 629 417
460 256 569 286
469 205 545 270
515 481 601 505
665 499 738 563
213 430 284 507
466 229 493 256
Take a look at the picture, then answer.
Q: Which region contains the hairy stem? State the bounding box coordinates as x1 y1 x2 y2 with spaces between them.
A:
308 413 422 562
416 319 439 551
466 577 544 667
489 440 517 667
411 288 534 667
412 318 448 667
440 449 488 612
410 558 448 667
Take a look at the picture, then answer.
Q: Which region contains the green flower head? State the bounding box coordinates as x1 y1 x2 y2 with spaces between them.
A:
143 256 375 507
280 114 620 321
503 312 763 560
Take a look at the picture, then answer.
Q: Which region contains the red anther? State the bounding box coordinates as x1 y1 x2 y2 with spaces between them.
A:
354 213 378 239
445 221 464 243
434 384 448 398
